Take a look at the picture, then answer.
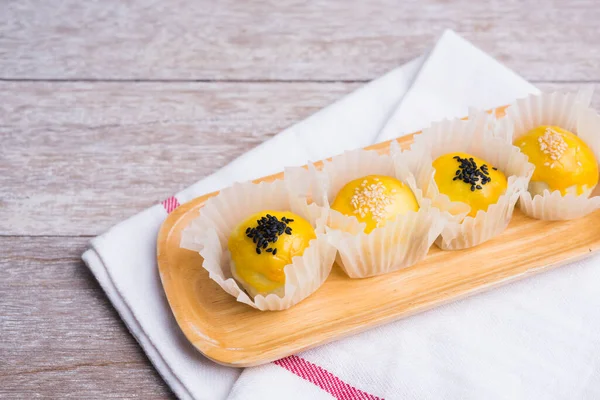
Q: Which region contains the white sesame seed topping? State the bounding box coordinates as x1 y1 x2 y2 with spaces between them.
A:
351 179 395 226
538 127 568 169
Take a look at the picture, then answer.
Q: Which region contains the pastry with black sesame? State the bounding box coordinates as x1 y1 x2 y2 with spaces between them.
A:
180 180 336 311
432 152 507 217
408 110 533 250
228 211 315 297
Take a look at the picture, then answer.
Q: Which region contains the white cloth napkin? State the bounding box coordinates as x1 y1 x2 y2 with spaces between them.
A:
82 30 600 400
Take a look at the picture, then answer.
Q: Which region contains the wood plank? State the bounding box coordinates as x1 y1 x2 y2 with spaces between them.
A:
0 81 359 236
1 366 172 399
1 81 598 237
1 0 599 81
0 236 174 398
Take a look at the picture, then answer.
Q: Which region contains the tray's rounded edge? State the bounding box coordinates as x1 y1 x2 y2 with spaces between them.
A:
155 196 223 363
155 194 288 367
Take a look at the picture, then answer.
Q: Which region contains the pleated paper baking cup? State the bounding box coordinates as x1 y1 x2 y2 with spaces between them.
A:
496 90 600 220
288 148 447 278
180 179 336 311
410 110 534 250
496 89 593 143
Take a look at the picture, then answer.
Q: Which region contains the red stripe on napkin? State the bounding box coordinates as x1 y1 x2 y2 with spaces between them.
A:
161 194 379 399
274 355 383 400
161 196 181 214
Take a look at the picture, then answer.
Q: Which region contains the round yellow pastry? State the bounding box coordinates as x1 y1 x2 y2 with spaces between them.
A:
228 210 316 297
330 175 419 233
514 125 598 196
433 152 508 217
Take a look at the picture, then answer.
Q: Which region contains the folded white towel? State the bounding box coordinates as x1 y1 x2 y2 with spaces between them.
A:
83 30 600 400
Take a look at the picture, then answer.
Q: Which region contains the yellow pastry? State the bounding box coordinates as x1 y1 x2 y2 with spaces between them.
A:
228 210 315 297
514 125 598 196
331 175 419 233
433 152 507 217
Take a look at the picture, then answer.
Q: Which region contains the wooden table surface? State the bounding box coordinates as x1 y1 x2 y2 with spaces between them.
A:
1 0 599 398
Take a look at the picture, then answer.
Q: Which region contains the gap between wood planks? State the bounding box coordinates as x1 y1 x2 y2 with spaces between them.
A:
0 78 599 84
0 361 141 378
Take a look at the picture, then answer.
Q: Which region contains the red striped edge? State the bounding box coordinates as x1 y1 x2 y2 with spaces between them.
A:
161 196 181 214
274 355 383 400
160 194 379 399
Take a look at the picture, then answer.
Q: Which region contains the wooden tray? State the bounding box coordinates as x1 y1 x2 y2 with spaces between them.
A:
157 112 600 367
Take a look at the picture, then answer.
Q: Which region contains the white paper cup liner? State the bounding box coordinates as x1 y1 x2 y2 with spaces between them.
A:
409 110 534 250
288 148 447 278
497 90 600 220
180 179 336 311
496 89 593 142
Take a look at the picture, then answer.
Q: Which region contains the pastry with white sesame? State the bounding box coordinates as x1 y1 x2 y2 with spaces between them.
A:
330 175 419 233
432 152 508 217
514 126 599 197
228 211 316 297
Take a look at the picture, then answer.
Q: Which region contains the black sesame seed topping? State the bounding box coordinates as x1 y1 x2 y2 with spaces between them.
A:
245 214 293 256
451 155 495 191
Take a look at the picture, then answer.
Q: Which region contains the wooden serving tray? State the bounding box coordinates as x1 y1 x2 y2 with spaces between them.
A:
157 110 600 367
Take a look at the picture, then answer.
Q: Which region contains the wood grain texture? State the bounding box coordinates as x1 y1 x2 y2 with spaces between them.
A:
1 0 599 81
0 81 359 236
2 0 599 396
0 237 174 399
1 82 598 237
157 133 600 366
